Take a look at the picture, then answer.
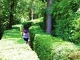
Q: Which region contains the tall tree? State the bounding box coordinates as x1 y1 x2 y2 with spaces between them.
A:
8 0 14 29
46 0 52 34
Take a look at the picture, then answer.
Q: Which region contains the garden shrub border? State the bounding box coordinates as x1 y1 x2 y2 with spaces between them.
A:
29 25 79 60
21 18 80 60
30 26 77 60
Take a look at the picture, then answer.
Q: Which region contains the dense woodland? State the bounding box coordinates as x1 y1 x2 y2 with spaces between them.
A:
0 0 80 44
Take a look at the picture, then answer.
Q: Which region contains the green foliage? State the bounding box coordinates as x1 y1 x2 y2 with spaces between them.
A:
31 29 79 60
22 21 32 29
14 0 31 22
0 40 39 60
39 17 46 30
34 34 53 60
33 0 47 18
21 17 44 48
21 17 43 30
2 24 24 43
68 51 80 60
70 17 80 44
32 17 43 25
29 24 79 60
29 25 43 39
51 0 80 44
14 0 46 23
12 24 23 32
0 0 9 39
52 42 78 60
0 0 46 35
29 25 43 48
0 26 39 60
2 29 24 44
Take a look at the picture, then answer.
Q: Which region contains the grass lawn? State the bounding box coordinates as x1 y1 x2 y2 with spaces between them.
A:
0 27 39 60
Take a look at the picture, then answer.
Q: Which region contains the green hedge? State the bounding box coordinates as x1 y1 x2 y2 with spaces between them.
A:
29 25 43 48
51 0 80 44
21 21 32 29
12 24 23 32
34 34 79 60
1 27 39 60
21 17 43 28
70 17 80 44
22 17 80 60
31 17 43 25
29 25 79 60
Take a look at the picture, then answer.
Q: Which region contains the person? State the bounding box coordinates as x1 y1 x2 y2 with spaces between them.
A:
22 26 30 44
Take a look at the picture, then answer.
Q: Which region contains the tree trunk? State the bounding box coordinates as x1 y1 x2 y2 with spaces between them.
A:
46 0 52 34
8 0 14 29
30 0 34 20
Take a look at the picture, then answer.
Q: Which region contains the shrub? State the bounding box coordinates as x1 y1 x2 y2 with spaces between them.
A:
21 17 43 31
31 17 43 25
12 24 23 32
51 0 80 44
1 28 39 60
34 34 78 60
0 19 7 39
70 17 80 44
21 21 32 29
68 51 80 60
29 25 43 48
29 25 79 60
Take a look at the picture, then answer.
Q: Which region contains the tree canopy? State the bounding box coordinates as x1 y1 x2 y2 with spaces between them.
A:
0 0 80 44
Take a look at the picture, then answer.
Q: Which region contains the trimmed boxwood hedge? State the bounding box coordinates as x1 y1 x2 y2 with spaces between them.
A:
34 34 79 60
29 25 44 49
29 25 79 60
21 21 32 29
21 17 43 29
21 17 80 60
12 24 23 31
